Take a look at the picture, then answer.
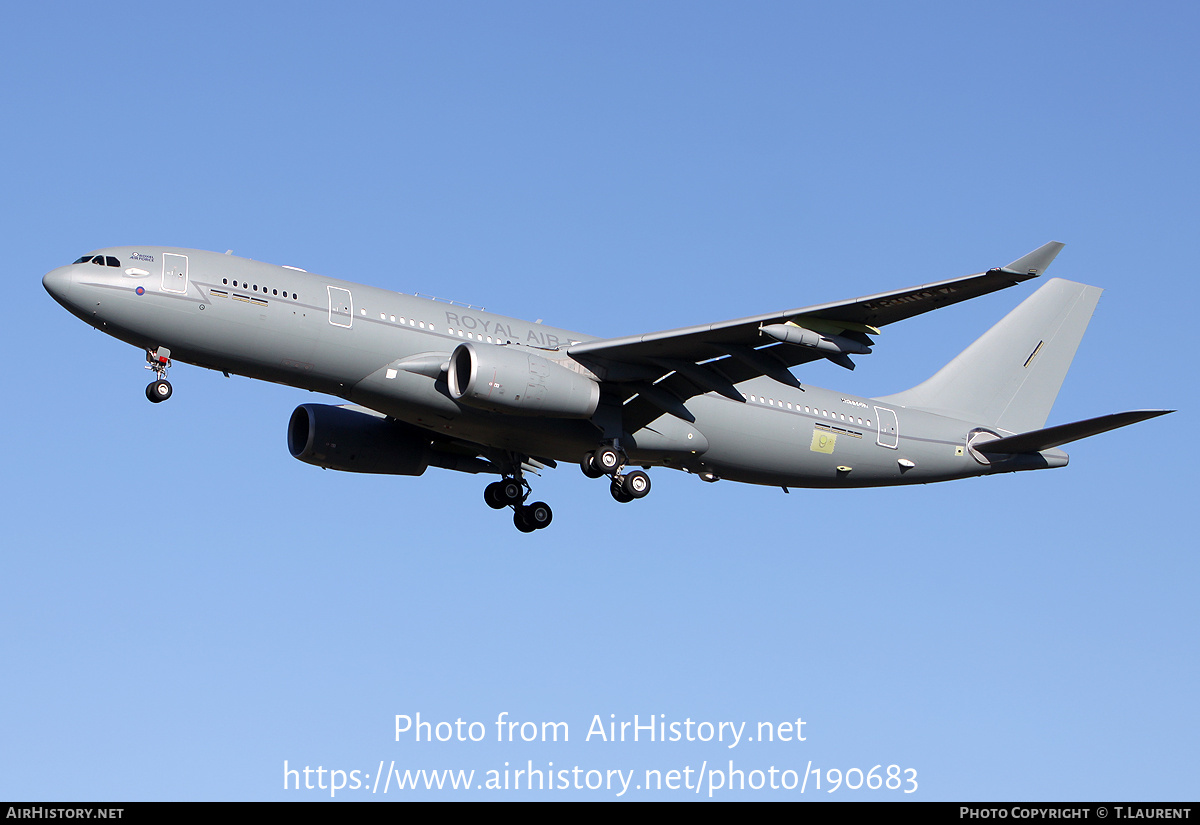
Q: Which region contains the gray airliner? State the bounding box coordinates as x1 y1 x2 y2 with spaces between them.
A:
42 242 1169 531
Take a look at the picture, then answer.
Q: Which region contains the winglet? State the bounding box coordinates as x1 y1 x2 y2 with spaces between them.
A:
999 241 1065 277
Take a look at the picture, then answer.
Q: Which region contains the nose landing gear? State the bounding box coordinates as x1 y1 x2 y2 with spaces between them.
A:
145 347 173 403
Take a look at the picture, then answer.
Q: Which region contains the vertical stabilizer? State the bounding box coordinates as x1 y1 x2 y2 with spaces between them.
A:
877 278 1102 433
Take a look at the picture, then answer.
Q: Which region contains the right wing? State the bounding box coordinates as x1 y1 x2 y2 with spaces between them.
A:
566 242 1065 429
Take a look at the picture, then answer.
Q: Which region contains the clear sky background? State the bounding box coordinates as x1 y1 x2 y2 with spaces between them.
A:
1 2 1195 801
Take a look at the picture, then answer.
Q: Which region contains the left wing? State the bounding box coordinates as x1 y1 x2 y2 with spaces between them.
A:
566 242 1064 428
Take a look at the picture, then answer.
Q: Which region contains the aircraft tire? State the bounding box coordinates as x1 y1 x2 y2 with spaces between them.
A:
524 501 552 529
513 507 537 533
610 479 634 503
580 454 605 479
595 447 621 474
499 479 524 505
146 380 172 403
484 482 507 510
622 470 651 499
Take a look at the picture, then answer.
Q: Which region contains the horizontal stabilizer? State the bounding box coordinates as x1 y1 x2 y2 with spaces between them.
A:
978 410 1173 454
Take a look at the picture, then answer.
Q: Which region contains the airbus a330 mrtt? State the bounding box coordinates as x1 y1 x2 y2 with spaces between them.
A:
42 241 1169 532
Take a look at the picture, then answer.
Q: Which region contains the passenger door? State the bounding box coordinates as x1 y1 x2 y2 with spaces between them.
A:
327 286 353 328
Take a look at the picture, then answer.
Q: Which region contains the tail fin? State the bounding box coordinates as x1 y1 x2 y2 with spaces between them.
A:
877 278 1102 433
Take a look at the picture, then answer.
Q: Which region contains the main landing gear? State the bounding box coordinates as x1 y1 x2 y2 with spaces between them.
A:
581 446 652 503
145 347 173 403
484 474 553 533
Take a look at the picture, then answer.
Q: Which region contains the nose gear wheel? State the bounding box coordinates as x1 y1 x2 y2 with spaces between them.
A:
144 347 174 404
146 379 173 403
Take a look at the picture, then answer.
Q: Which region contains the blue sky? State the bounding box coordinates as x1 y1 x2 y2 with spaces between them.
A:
2 2 1195 800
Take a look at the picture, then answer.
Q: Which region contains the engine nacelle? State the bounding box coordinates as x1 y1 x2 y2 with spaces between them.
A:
288 404 431 475
447 342 600 418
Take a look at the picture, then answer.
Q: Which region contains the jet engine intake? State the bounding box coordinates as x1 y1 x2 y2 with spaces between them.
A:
447 342 600 418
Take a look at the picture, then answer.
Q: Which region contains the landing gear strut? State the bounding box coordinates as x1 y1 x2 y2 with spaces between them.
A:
483 465 553 532
581 446 653 504
145 347 173 403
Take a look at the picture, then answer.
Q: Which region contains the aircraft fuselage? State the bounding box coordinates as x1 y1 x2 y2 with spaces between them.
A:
43 246 1073 521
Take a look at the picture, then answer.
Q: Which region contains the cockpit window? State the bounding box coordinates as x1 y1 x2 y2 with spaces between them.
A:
74 255 120 267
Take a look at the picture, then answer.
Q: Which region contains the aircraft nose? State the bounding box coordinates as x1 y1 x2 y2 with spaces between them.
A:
43 266 75 304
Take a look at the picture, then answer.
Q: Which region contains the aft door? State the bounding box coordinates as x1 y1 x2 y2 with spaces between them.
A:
874 405 899 449
162 253 188 294
327 286 353 328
